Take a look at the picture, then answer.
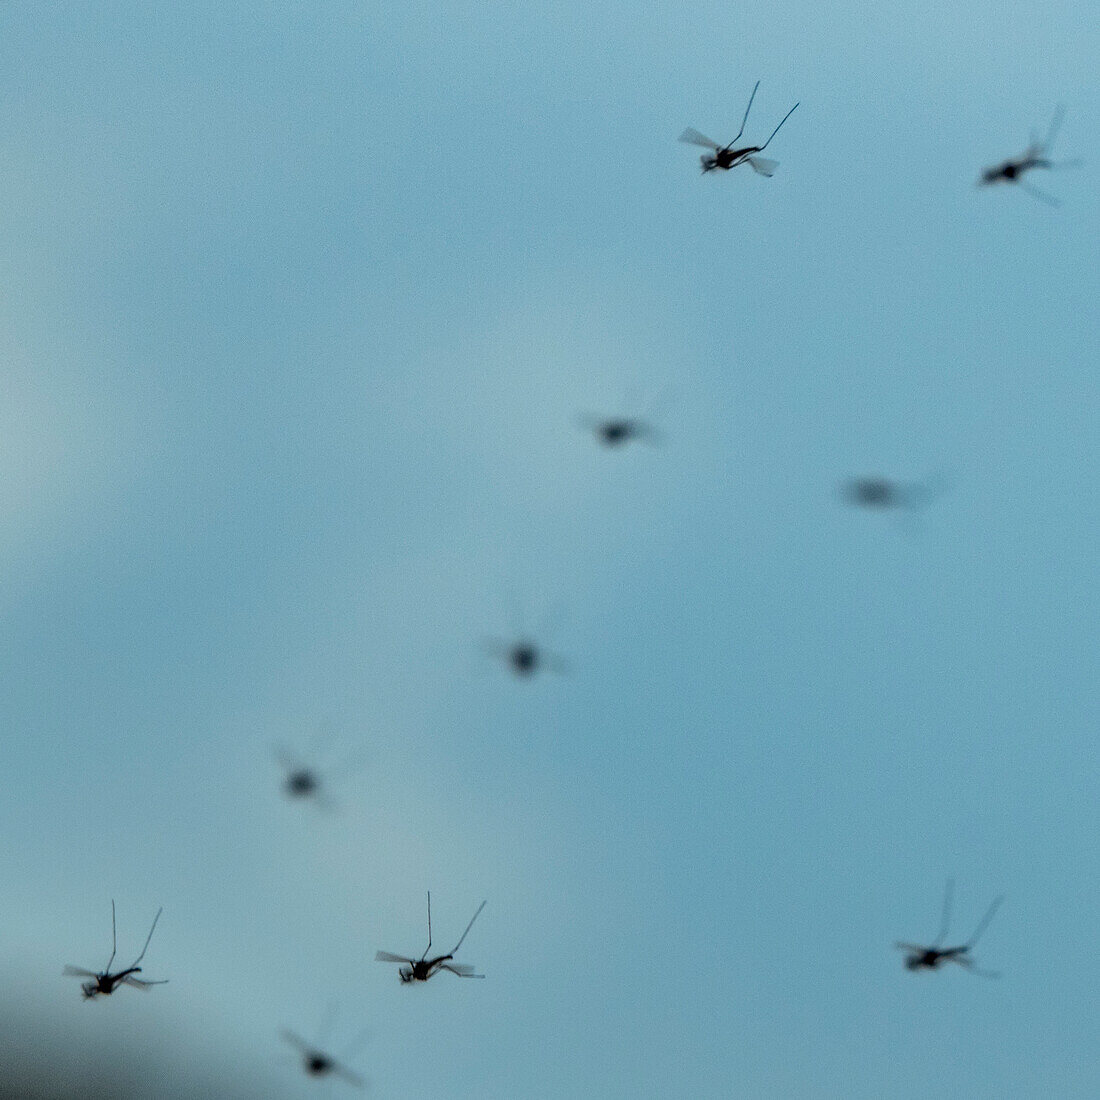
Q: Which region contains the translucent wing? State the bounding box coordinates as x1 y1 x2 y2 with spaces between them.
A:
375 950 414 965
747 156 778 177
121 976 167 989
331 1062 367 1088
950 955 1000 979
893 942 925 954
280 1030 313 1054
63 965 98 979
440 963 484 978
679 128 720 151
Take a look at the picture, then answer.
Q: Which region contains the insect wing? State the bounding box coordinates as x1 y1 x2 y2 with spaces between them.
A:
375 950 414 964
440 962 484 978
63 965 98 979
121 975 167 989
892 942 926 954
678 128 720 151
331 1061 367 1088
280 1029 313 1054
747 156 778 176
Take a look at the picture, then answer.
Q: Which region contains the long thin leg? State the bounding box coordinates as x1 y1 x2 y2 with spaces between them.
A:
451 900 487 955
105 900 118 974
728 81 760 147
420 891 432 961
756 101 800 152
1043 105 1065 154
933 879 954 947
1019 179 1060 207
131 907 163 967
966 895 1004 948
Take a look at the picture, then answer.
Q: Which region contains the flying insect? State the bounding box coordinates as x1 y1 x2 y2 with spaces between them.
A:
63 901 167 999
895 881 1003 977
980 106 1081 206
376 893 486 983
680 81 799 176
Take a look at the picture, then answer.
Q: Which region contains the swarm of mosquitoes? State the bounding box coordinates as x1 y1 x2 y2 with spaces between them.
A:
56 76 1081 1094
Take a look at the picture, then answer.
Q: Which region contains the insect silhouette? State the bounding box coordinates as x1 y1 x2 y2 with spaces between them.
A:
680 81 799 176
376 893 486 983
483 635 569 678
979 106 1082 206
63 901 167 999
840 474 946 512
274 729 367 812
580 415 661 449
483 601 569 679
281 1003 368 1090
895 881 1004 977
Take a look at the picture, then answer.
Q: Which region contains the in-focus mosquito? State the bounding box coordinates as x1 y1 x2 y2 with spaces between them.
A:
979 106 1082 206
680 82 799 176
281 1003 368 1090
64 901 167 999
895 881 1004 977
376 893 486 983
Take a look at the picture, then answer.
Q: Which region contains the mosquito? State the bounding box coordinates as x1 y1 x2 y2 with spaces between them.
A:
579 415 661 449
895 881 1004 977
840 474 946 512
376 893 486 983
680 81 799 176
274 728 367 812
979 106 1081 206
281 1003 368 1090
483 600 568 679
64 901 167 1000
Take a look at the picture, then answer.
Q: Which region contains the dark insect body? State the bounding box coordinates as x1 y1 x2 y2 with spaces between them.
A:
281 1006 368 1090
895 881 1003 978
680 81 799 177
376 893 486 983
979 106 1081 206
64 901 167 1000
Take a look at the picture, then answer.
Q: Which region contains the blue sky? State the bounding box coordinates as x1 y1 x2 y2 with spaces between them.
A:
1 1 1097 1096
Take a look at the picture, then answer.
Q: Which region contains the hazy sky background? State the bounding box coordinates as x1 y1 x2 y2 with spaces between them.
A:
1 1 1097 1096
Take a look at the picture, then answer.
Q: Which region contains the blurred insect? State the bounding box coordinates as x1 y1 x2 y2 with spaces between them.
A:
483 600 568 679
680 81 799 176
274 727 367 812
580 415 662 449
979 106 1081 206
376 893 486 983
64 901 167 1000
281 1003 368 1090
579 385 676 450
841 474 946 512
483 635 568 678
895 880 1004 977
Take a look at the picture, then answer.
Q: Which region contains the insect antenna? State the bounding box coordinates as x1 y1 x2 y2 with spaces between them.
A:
933 879 954 947
130 907 163 968
420 891 433 961
756 100 800 152
105 899 118 974
966 895 1004 949
729 80 761 147
451 900 487 955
